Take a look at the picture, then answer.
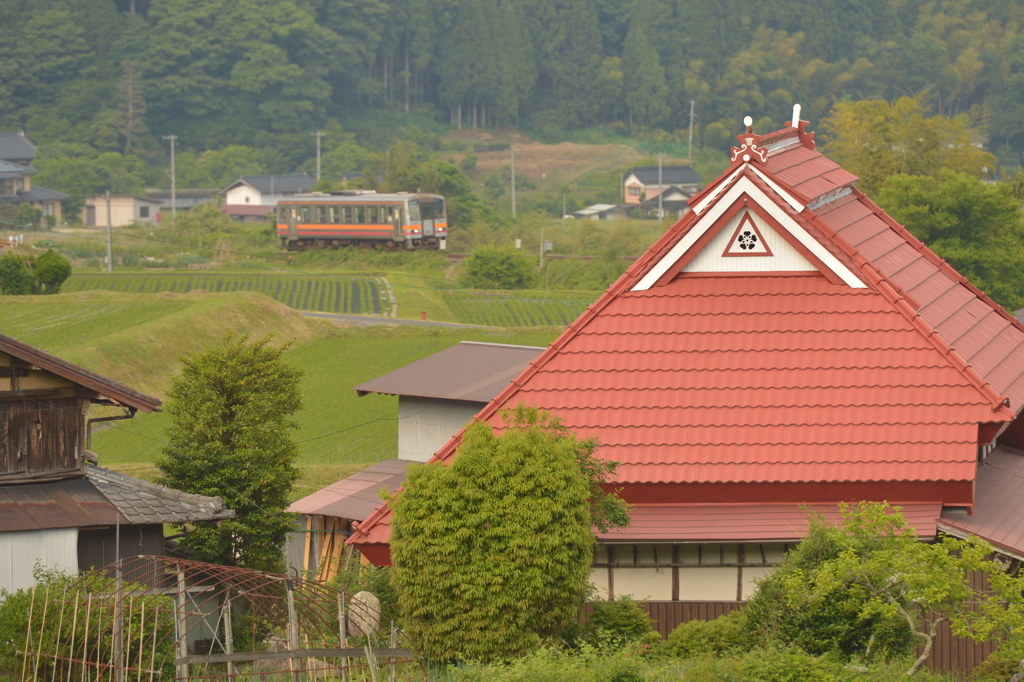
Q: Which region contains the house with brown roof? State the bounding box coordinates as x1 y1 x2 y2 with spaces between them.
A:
349 110 1024 625
0 333 233 592
286 341 544 579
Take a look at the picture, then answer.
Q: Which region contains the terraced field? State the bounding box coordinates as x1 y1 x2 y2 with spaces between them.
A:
63 273 384 314
443 290 595 326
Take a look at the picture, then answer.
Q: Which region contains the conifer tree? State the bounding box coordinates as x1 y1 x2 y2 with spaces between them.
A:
622 0 670 130
551 0 603 127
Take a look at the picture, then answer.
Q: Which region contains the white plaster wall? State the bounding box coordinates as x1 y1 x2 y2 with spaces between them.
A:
613 567 673 601
397 397 483 462
589 568 610 600
225 185 262 205
683 208 816 273
741 566 775 600
677 567 739 601
0 528 78 593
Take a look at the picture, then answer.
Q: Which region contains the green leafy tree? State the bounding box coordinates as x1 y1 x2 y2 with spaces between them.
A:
622 0 670 130
459 246 535 289
34 249 72 294
390 405 629 662
156 334 303 571
876 170 1024 309
756 502 1024 675
0 253 35 295
821 97 997 193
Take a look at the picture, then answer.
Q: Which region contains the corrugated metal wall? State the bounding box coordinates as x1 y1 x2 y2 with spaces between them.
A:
0 528 78 592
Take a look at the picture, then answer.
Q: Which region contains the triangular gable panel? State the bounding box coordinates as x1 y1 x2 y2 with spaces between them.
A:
722 212 773 256
632 174 866 290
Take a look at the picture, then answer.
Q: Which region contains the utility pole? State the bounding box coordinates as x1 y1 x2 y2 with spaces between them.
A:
312 131 326 182
540 224 544 269
562 193 566 219
687 100 695 161
105 190 113 273
510 147 517 218
658 153 664 220
163 135 177 221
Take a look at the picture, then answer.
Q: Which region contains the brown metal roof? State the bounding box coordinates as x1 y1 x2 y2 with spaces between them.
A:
598 502 941 544
0 333 161 413
354 341 545 403
287 459 411 521
940 447 1024 558
0 477 125 532
0 467 234 532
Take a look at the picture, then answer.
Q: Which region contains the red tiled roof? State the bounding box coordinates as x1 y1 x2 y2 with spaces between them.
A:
599 502 940 543
940 447 1024 558
350 121 1021 554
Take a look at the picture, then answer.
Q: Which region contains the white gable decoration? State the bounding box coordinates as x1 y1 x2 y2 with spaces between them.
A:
683 209 815 274
632 174 866 290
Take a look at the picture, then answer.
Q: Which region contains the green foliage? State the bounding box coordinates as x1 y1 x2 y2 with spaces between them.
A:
750 503 1024 675
875 171 1024 309
447 645 646 682
34 249 72 294
0 253 36 295
459 246 535 289
390 405 628 662
584 598 660 649
156 334 303 571
663 610 749 658
821 98 996 194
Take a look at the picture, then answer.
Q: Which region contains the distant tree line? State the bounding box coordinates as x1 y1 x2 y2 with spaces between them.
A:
8 0 1024 167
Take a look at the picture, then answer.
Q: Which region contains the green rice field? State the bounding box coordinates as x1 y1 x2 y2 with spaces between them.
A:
62 272 384 314
442 291 594 326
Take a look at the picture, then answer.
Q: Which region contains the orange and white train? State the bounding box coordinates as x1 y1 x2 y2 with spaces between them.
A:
276 190 447 251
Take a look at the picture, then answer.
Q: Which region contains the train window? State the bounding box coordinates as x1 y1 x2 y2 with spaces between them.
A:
301 206 310 223
329 206 339 223
277 205 287 222
356 206 365 223
317 206 328 223
435 198 446 218
341 206 350 222
421 201 435 220
408 200 420 221
365 206 375 223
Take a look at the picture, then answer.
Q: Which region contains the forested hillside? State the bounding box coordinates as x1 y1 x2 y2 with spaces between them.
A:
6 0 1024 180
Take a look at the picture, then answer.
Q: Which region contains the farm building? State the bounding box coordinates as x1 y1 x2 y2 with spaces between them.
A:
349 112 1024 653
222 173 315 206
83 194 162 227
622 165 702 205
0 333 234 592
287 341 544 578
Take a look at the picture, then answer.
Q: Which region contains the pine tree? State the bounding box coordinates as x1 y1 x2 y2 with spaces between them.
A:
622 0 670 129
551 0 603 127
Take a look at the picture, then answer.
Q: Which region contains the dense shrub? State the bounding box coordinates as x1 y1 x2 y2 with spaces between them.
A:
584 598 660 648
459 246 535 289
662 610 748 658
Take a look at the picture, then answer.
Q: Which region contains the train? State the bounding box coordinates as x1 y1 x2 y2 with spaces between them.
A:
276 190 447 251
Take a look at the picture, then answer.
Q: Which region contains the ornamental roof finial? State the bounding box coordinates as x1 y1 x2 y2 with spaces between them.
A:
731 115 767 165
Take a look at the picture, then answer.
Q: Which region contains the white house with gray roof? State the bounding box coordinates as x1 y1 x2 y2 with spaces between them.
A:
222 173 315 206
0 132 69 222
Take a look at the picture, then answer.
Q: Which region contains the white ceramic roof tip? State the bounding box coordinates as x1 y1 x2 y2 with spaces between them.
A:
743 115 753 127
791 103 801 126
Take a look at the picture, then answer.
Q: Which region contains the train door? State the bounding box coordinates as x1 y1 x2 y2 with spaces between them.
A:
287 204 298 240
418 198 436 237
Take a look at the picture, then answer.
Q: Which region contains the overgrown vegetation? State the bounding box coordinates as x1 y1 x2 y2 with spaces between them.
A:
0 250 71 295
390 405 629 662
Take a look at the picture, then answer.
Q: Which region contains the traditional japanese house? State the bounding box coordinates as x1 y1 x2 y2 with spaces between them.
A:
0 333 234 591
349 109 1024 613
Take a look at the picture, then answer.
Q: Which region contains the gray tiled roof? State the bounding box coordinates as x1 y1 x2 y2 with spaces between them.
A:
0 132 36 163
226 173 315 195
86 465 235 524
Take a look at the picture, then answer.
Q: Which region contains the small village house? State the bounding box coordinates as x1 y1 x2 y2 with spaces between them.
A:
0 132 68 223
622 165 702 206
0 333 234 592
222 174 315 206
83 194 163 227
349 111 1024 672
287 341 543 578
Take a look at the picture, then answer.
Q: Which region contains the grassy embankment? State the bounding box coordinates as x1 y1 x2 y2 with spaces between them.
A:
0 290 563 499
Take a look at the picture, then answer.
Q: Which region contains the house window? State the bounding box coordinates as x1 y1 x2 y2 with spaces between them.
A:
140 206 149 218
43 203 54 216
628 186 642 196
245 196 250 203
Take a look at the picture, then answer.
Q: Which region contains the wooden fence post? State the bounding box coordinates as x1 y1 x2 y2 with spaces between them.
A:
286 579 301 682
175 569 188 681
222 590 234 678
338 594 349 682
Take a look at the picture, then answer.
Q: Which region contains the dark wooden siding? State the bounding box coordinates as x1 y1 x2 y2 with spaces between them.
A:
637 592 996 676
78 524 166 571
0 398 84 480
